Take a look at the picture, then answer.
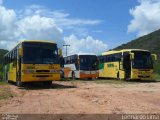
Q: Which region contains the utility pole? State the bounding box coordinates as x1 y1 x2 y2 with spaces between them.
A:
63 44 70 57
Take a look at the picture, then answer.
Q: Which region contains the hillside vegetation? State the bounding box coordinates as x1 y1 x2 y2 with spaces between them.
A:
0 49 8 64
0 49 8 80
114 29 160 58
114 29 160 75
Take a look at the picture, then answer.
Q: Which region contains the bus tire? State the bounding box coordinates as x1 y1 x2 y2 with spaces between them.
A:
16 80 23 87
5 73 9 83
72 72 75 80
88 78 92 80
125 78 130 81
117 72 120 80
16 76 23 87
43 81 52 86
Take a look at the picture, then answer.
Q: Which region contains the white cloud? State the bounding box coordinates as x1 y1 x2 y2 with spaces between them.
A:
0 0 3 5
128 0 160 36
16 15 63 47
0 2 107 55
0 5 64 49
0 6 17 44
19 5 102 37
64 34 108 56
20 5 102 27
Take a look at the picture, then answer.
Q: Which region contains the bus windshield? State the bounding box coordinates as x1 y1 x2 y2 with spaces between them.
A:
132 51 153 69
79 55 98 70
23 42 59 64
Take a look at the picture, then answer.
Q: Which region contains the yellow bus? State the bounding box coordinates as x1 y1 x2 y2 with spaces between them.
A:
63 54 99 79
2 40 61 86
98 49 157 80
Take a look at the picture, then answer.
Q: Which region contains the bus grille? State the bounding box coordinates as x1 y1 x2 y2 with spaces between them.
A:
36 70 50 73
138 76 150 78
34 75 52 77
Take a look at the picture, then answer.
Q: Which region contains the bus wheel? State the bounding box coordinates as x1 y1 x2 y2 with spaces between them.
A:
5 73 9 83
16 77 23 87
117 72 120 80
125 78 130 81
72 72 75 80
43 81 52 86
16 80 23 87
88 78 92 80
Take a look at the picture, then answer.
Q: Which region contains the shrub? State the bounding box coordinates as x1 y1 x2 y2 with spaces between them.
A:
153 60 160 74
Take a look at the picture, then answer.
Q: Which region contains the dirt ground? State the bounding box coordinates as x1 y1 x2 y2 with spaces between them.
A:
0 80 160 114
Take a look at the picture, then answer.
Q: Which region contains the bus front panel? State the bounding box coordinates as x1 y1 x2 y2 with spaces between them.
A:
20 42 60 82
130 51 153 80
21 64 60 82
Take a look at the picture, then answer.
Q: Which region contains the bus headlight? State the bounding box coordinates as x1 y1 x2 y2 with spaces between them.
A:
50 70 60 73
22 70 34 74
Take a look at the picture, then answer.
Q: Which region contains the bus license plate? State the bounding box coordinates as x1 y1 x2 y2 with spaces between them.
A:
39 78 46 80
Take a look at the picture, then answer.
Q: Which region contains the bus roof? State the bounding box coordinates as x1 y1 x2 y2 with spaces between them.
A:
14 40 56 47
102 49 150 55
65 53 97 57
4 40 56 57
21 40 56 44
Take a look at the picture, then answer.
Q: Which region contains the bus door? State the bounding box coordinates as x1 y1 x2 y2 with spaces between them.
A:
17 47 22 81
123 52 131 79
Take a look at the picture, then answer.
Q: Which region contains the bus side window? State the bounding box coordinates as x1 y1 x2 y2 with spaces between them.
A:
66 57 68 64
107 55 111 62
67 56 71 64
8 55 10 63
64 57 66 64
71 55 75 64
102 56 106 63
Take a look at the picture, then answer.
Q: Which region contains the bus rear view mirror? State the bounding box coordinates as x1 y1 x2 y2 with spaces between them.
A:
58 48 62 57
130 53 134 60
152 54 157 61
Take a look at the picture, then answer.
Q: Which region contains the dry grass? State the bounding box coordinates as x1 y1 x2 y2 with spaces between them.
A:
0 84 15 100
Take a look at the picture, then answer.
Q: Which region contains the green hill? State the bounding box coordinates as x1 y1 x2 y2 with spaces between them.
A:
114 29 160 76
114 29 160 58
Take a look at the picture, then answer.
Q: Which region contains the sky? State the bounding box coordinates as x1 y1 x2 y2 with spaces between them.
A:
0 0 160 55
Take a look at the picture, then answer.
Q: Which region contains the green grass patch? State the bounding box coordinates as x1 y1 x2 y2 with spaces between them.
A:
60 78 90 83
0 80 8 85
60 78 73 81
61 78 130 84
0 86 15 100
94 79 128 84
153 73 160 81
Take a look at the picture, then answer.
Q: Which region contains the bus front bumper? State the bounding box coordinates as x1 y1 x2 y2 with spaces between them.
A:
131 69 153 80
21 74 60 82
80 71 99 79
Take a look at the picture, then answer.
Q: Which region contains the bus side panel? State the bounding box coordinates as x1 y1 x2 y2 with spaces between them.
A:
75 71 80 78
102 62 119 78
8 63 12 81
99 63 104 77
8 63 17 82
64 64 77 78
64 67 72 78
119 70 125 79
3 64 9 81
